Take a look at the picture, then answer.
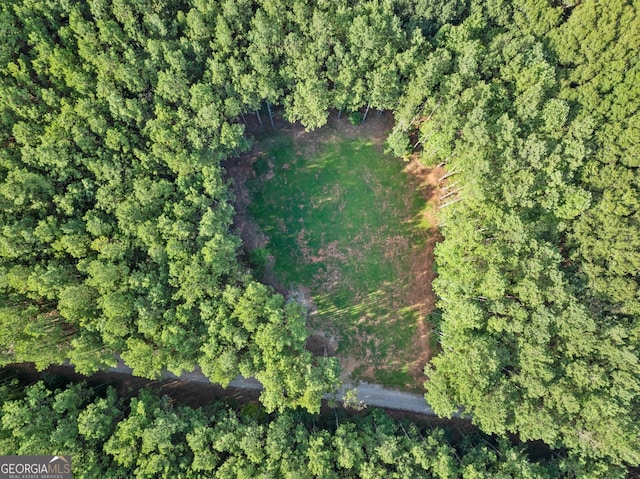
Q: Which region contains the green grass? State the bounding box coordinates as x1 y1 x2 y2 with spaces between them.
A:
247 130 433 389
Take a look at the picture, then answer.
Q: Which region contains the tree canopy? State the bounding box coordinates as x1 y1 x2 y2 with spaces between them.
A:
1 380 622 479
393 0 640 468
0 0 343 413
0 0 638 469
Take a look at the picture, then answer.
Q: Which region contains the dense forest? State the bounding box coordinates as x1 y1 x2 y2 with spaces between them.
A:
0 0 638 474
0 379 624 478
405 1 640 468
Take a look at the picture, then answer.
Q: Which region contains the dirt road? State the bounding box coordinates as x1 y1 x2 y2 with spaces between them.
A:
107 361 441 416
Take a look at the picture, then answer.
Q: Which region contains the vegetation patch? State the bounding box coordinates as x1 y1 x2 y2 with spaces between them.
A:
234 117 440 390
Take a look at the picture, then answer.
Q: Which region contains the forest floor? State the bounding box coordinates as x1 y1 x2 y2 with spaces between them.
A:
225 112 442 392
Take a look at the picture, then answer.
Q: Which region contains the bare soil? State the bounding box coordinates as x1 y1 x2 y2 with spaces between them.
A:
224 146 288 294
403 160 445 382
305 333 339 357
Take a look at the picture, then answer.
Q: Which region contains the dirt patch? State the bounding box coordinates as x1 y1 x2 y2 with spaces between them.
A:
314 241 349 263
224 150 269 252
404 159 445 230
384 235 410 262
334 110 396 147
403 164 446 277
264 157 276 180
305 333 338 357
399 160 446 385
262 254 288 296
287 110 396 158
340 354 376 383
223 144 287 294
287 284 317 314
313 264 343 293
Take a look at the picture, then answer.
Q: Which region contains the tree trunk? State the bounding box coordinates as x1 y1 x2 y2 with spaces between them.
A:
438 169 457 182
425 102 441 122
440 197 462 208
378 109 383 117
424 147 439 158
338 109 342 119
362 103 370 123
266 102 274 129
441 188 461 200
442 153 455 164
240 111 247 125
255 109 263 127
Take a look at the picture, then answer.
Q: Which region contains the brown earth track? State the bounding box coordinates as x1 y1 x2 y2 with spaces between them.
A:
403 160 445 383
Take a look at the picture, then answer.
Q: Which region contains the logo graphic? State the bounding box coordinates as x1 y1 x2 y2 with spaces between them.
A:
0 455 72 479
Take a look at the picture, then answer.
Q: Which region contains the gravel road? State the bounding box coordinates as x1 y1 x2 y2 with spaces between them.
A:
107 361 438 415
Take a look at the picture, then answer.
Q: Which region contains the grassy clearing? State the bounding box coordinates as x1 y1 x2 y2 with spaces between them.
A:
245 124 437 390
